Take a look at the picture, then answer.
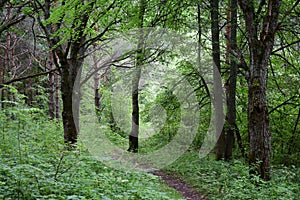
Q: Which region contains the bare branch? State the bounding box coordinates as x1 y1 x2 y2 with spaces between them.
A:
0 68 58 88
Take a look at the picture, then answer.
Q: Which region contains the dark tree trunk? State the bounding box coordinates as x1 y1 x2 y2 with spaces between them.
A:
128 66 141 152
238 0 281 180
60 57 83 144
94 76 101 117
37 0 90 144
211 0 225 160
55 70 60 119
49 54 55 119
128 0 146 153
93 56 101 120
0 73 4 108
288 108 300 155
224 0 238 161
0 53 5 108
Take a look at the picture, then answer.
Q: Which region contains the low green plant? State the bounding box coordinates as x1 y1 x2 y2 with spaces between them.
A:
0 89 185 200
165 152 300 200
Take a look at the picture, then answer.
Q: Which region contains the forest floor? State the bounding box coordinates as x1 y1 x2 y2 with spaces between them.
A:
151 171 207 200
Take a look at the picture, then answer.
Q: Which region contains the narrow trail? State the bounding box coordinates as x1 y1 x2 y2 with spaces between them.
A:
151 171 207 200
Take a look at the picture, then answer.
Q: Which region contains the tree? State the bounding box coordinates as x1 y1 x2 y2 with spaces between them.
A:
127 0 146 153
127 0 188 152
211 0 226 160
224 0 238 161
34 0 121 144
0 1 29 107
238 0 281 180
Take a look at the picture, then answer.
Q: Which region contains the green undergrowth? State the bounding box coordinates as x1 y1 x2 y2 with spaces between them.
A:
164 152 300 200
0 110 184 200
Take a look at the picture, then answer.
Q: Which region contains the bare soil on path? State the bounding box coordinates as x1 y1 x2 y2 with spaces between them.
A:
151 171 208 200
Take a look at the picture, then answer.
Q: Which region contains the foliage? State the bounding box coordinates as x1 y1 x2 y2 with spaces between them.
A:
0 96 184 200
165 152 300 200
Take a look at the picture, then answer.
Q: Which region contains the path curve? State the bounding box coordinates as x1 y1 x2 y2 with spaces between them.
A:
151 171 208 200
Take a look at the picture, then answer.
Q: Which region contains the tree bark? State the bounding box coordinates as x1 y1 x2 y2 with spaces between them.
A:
49 54 55 119
60 57 83 144
211 0 225 160
288 108 300 155
128 0 146 153
224 0 238 161
238 0 281 180
36 0 91 144
55 70 60 119
93 55 101 120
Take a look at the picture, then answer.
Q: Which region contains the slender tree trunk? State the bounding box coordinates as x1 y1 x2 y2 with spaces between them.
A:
288 108 300 155
55 70 60 119
197 2 201 64
49 54 55 119
93 56 101 120
128 0 146 153
211 0 225 160
0 70 3 108
224 0 238 161
2 9 11 108
238 0 281 180
128 66 141 152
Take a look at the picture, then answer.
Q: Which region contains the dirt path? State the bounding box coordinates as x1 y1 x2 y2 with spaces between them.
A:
151 171 207 200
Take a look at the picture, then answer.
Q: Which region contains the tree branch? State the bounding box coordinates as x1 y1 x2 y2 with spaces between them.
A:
272 39 300 53
269 95 298 114
0 68 58 89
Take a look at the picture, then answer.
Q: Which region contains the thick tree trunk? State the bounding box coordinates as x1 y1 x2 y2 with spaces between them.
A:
238 0 281 180
60 58 82 144
248 60 271 180
211 0 225 160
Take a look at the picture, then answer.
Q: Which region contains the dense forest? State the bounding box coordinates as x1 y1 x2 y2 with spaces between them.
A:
0 0 299 199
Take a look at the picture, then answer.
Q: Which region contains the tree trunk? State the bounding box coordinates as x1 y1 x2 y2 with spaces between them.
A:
55 70 60 119
248 59 271 180
211 0 225 160
49 54 55 119
238 0 281 180
128 0 146 153
93 56 101 120
288 108 300 155
128 52 142 153
224 0 238 161
60 57 82 144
